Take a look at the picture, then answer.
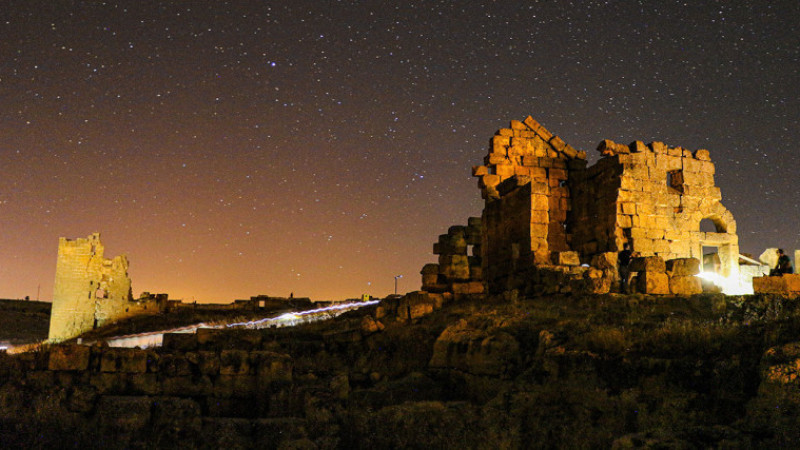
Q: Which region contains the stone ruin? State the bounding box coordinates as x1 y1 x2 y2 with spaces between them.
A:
48 233 165 342
417 117 741 298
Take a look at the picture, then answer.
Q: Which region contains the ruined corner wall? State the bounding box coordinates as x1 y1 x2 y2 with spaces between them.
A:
572 140 739 277
471 116 587 291
420 217 484 296
49 233 144 342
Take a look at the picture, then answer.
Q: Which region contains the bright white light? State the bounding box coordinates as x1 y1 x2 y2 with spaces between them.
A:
696 271 753 295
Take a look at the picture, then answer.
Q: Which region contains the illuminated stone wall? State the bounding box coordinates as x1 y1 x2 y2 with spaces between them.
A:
472 117 588 292
571 138 739 277
48 233 160 342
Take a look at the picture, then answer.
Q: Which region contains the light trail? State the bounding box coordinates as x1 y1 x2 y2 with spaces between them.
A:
94 300 380 349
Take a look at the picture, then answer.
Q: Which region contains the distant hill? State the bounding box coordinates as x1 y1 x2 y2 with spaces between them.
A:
0 299 51 345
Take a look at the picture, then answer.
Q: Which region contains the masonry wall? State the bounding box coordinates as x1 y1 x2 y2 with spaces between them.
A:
472 117 588 291
571 139 739 277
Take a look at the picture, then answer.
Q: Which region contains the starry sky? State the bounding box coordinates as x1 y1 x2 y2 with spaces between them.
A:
1 1 798 302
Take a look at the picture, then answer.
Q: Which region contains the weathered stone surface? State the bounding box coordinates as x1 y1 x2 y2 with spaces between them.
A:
666 258 701 276
398 292 436 320
429 320 520 377
630 256 666 273
100 348 148 373
360 315 385 335
636 271 670 294
97 395 152 433
251 351 293 385
48 344 90 371
591 252 618 271
753 274 800 295
669 275 703 295
552 251 580 266
759 248 779 269
451 281 484 295
220 350 251 375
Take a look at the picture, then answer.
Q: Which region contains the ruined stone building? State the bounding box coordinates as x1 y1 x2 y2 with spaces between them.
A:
419 117 739 297
48 233 165 342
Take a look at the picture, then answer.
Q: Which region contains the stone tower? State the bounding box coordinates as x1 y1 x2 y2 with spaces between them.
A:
48 233 132 342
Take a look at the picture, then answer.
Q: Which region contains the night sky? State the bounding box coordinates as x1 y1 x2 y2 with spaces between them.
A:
1 1 798 302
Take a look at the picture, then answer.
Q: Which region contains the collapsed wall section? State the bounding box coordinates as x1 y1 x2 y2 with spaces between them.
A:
420 218 484 296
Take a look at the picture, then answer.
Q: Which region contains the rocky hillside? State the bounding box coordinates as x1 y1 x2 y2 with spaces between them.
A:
2 292 800 448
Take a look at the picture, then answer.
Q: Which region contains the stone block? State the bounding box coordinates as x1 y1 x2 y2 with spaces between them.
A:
530 210 549 224
532 194 549 210
666 258 701 275
479 174 500 189
549 135 567 152
451 281 484 295
198 351 220 375
510 119 527 130
361 315 385 335
647 141 666 153
549 168 567 180
583 268 612 294
48 344 90 371
162 333 198 351
214 374 258 399
100 348 148 373
220 350 251 375
552 251 580 266
97 396 152 433
629 256 666 273
398 292 436 320
492 135 510 149
694 149 711 160
251 351 293 385
420 263 439 275
159 353 193 376
421 273 439 290
591 252 618 270
628 140 648 153
636 271 670 294
669 275 703 295
753 274 800 295
472 165 488 177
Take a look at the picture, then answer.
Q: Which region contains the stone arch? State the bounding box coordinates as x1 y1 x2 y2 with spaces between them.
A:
697 202 736 234
695 202 738 277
